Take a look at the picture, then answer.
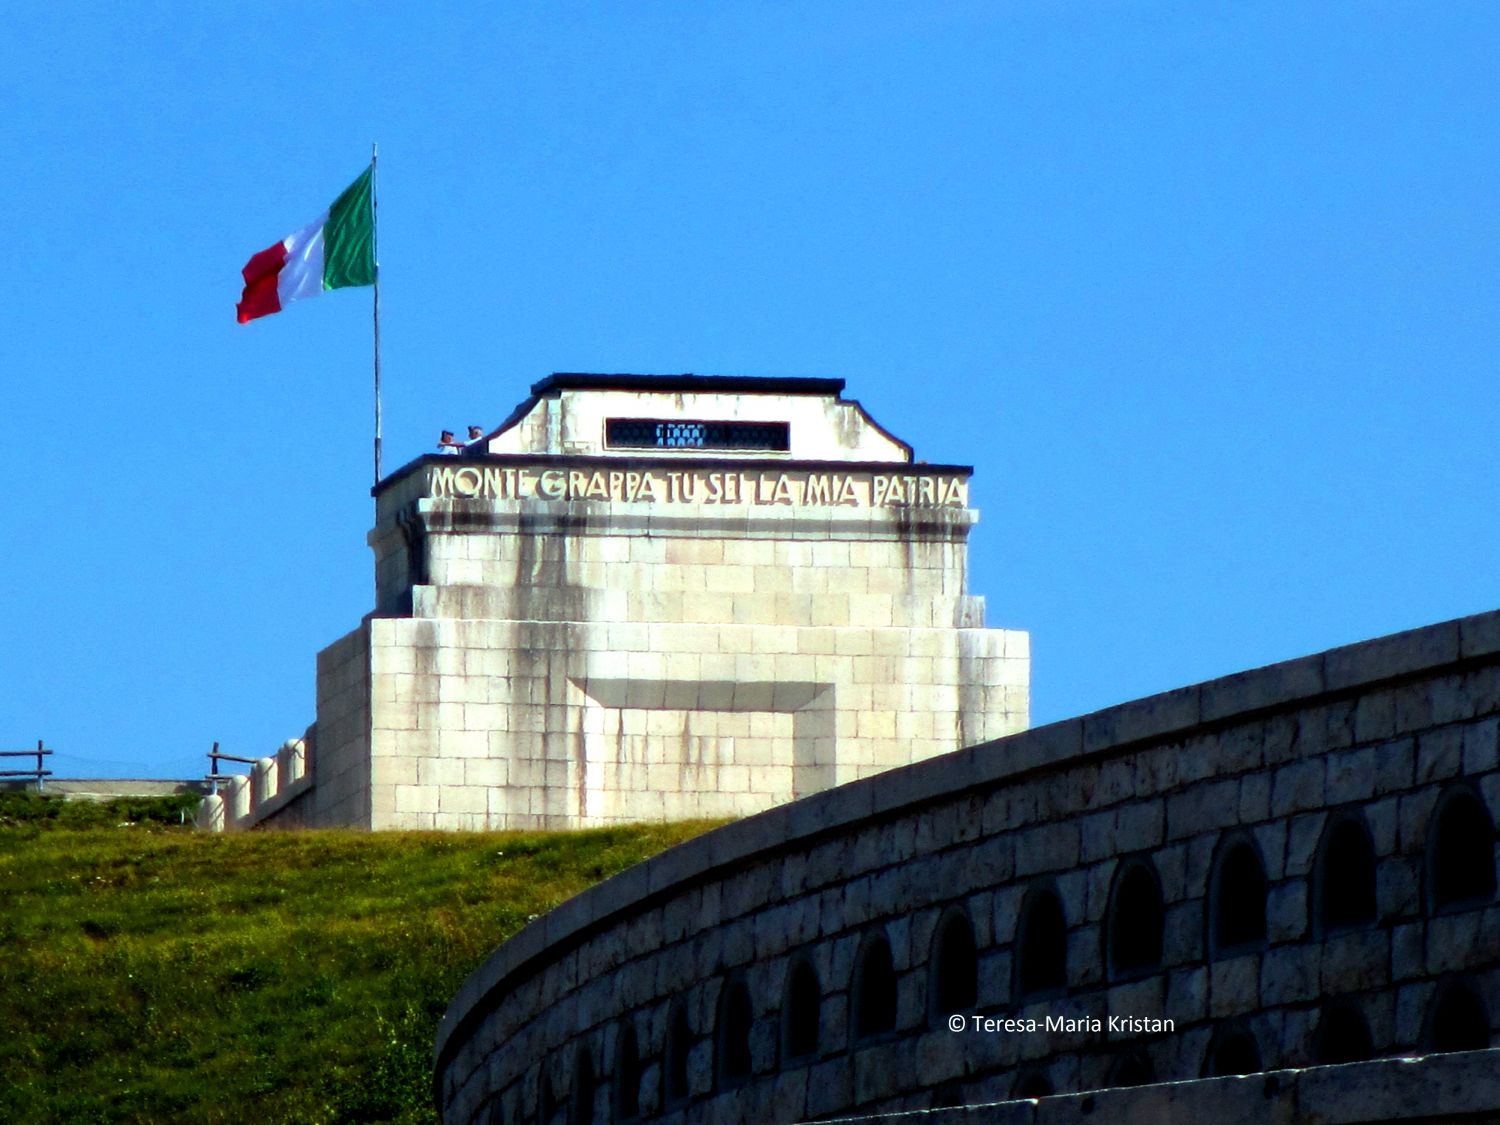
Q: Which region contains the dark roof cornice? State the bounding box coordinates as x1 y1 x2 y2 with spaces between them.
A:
530 373 847 396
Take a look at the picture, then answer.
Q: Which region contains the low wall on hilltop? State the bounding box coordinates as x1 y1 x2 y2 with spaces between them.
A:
434 609 1500 1124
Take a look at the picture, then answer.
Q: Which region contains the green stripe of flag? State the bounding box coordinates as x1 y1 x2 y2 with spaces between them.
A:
323 166 375 290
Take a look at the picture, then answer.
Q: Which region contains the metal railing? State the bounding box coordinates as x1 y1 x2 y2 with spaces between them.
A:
205 741 258 795
0 741 54 790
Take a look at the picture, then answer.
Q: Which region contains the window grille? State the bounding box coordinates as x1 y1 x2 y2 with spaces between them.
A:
605 418 790 451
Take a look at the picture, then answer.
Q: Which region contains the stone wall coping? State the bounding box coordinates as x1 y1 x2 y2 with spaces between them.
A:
811 1048 1500 1124
433 607 1500 1070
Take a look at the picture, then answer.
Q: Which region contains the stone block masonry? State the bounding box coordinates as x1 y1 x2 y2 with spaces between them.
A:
434 607 1500 1124
214 373 1029 832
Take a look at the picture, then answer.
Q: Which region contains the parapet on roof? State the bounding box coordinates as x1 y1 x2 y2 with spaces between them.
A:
531 372 848 396
484 372 911 462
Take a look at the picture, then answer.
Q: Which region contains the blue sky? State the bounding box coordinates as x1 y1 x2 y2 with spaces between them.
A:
1 4 1495 780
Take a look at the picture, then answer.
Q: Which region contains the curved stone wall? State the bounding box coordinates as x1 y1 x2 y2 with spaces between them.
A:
435 610 1500 1124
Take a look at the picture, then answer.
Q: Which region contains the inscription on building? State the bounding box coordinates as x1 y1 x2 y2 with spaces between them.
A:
427 464 968 508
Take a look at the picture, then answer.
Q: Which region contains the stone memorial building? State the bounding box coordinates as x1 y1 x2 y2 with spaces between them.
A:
206 373 1029 831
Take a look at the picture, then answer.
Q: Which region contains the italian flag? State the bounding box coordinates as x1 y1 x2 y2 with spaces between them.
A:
236 166 375 324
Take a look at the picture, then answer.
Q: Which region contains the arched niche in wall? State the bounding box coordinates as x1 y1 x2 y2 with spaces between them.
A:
539 1061 565 1124
1427 979 1492 1053
1014 882 1068 1000
782 955 822 1064
1207 833 1268 957
614 1020 642 1121
715 976 754 1088
1105 857 1165 981
1312 812 1377 936
851 929 898 1044
1427 786 1497 914
1203 1022 1263 1077
1314 1000 1374 1065
1013 1069 1054 1099
664 1001 693 1106
929 907 978 1020
571 1043 596 1125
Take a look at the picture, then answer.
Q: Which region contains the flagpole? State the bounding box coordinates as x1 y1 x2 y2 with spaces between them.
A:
371 142 383 488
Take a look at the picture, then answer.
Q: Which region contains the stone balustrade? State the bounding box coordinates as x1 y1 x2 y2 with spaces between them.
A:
196 734 314 832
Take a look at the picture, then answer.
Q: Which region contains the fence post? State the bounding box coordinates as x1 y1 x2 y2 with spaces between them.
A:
36 739 44 793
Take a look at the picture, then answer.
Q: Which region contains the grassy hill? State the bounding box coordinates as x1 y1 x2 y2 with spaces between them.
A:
0 792 717 1124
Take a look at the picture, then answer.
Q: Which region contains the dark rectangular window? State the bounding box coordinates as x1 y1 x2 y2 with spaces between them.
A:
605 419 790 451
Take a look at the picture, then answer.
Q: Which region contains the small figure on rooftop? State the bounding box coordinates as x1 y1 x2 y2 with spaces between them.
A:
437 430 463 455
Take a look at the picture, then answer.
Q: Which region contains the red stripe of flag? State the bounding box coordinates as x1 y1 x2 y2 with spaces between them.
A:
236 241 290 324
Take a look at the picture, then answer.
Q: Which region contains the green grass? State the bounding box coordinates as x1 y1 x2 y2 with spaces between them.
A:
0 793 719 1124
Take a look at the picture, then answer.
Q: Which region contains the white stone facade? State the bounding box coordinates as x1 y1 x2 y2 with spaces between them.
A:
219 374 1029 831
